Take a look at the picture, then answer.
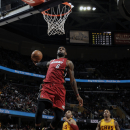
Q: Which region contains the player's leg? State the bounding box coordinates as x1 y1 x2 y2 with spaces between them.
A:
46 84 66 130
35 101 46 130
35 83 54 130
35 100 52 130
46 108 64 130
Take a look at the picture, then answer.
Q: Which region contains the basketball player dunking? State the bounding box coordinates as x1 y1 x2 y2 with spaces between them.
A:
33 46 83 130
96 109 120 130
62 110 79 130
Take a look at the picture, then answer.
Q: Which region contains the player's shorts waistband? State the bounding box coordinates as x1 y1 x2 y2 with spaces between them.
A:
42 82 65 88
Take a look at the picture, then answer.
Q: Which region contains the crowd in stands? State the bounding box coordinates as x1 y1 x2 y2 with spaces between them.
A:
0 47 130 80
0 83 37 113
1 81 130 129
0 80 129 122
104 92 130 129
106 92 130 120
0 82 117 119
0 47 47 76
89 59 130 79
0 80 108 119
0 123 35 130
66 91 107 119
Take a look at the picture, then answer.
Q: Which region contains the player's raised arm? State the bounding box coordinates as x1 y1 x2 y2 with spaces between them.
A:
67 60 83 106
33 61 50 68
96 121 101 130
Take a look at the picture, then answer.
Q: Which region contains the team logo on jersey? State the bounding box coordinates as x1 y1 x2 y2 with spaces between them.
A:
51 61 63 64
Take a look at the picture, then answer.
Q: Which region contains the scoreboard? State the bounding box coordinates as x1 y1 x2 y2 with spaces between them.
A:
92 32 112 45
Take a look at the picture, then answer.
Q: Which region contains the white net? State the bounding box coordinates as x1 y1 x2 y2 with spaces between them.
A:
42 3 72 36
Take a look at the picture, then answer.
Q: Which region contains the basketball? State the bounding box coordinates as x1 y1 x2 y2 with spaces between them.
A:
31 50 43 62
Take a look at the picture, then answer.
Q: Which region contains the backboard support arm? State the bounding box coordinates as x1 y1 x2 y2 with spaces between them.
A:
0 0 70 26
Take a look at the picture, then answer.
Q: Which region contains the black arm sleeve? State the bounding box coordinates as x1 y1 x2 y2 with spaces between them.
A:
36 61 48 67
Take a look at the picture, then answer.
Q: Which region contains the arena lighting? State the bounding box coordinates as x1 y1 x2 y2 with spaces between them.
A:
86 6 91 10
83 7 87 11
79 6 96 11
80 6 84 10
92 7 96 11
117 0 119 5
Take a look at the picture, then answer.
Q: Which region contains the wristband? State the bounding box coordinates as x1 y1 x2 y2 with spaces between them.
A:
36 61 48 67
76 94 79 97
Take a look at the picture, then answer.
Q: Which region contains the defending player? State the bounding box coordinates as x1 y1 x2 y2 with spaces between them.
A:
96 109 120 130
33 46 83 130
62 110 79 130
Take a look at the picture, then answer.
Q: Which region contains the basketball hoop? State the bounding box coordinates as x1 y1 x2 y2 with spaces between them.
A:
41 2 73 36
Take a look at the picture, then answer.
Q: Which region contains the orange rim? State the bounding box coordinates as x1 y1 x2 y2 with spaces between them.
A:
41 2 72 17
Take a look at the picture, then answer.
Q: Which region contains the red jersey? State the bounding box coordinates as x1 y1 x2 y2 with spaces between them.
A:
44 58 67 84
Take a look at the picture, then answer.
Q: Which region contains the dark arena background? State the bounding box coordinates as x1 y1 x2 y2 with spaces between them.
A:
0 0 130 130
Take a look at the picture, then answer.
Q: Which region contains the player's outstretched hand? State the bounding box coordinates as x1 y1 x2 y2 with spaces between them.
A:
77 95 83 107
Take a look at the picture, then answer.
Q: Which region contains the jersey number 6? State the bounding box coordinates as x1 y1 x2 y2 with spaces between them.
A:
56 64 60 69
